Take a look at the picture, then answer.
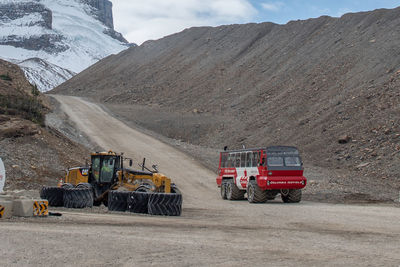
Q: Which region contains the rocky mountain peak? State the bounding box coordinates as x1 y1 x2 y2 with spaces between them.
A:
0 0 130 91
83 0 114 29
0 1 52 29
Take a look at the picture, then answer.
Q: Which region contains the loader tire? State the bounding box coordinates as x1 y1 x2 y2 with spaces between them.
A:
63 188 93 208
40 186 64 207
226 180 245 200
148 193 182 216
247 180 268 203
127 191 151 214
61 183 74 189
281 189 302 203
76 183 92 189
108 191 129 212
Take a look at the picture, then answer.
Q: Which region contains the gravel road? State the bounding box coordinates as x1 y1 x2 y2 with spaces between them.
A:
1 95 399 266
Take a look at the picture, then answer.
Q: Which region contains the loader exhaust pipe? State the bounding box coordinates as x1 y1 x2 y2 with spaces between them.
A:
142 158 146 171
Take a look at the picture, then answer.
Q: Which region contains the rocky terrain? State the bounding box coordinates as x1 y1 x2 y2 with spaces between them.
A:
0 59 90 190
53 7 400 202
0 0 129 91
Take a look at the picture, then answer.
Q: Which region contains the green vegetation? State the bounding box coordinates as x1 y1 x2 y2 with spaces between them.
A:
0 73 12 81
0 95 45 126
31 84 40 96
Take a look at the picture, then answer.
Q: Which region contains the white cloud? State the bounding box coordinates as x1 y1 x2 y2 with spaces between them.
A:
261 2 284 12
110 0 257 45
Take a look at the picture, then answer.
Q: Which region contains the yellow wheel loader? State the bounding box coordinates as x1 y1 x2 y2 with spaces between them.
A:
41 151 182 216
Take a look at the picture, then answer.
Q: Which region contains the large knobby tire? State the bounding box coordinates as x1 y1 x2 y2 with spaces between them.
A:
226 180 245 200
127 191 151 214
40 186 64 207
247 180 268 203
63 188 93 208
220 181 227 200
281 189 302 203
108 191 130 212
61 183 74 189
76 183 92 189
148 193 182 216
266 190 279 200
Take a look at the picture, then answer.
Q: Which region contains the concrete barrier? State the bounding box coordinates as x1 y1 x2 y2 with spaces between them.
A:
0 200 13 219
12 199 49 217
12 199 34 217
0 195 13 201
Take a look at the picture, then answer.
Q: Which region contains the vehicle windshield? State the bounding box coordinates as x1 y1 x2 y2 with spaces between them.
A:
100 157 116 183
267 156 302 167
267 157 284 166
285 157 301 167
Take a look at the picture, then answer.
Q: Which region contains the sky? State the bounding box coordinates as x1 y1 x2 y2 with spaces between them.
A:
111 0 400 45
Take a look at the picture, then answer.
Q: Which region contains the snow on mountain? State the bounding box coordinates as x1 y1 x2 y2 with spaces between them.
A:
18 58 76 92
0 0 129 91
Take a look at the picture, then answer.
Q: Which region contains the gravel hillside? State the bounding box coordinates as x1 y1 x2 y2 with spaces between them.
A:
53 7 400 202
0 59 90 190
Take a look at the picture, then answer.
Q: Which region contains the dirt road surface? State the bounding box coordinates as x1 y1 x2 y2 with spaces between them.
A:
1 95 399 266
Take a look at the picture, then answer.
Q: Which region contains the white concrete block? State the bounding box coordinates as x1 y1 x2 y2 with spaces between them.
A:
0 195 13 201
12 199 34 217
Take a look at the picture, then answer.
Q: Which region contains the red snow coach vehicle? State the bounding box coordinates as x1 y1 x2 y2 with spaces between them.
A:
216 146 307 203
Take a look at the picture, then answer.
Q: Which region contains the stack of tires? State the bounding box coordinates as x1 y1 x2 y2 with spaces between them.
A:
40 187 64 207
40 184 93 209
63 187 93 208
41 184 183 216
107 190 182 216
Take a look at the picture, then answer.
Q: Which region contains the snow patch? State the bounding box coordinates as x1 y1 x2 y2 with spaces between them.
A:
18 58 76 92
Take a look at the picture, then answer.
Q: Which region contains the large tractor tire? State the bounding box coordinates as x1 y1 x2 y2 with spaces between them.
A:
281 189 302 203
61 183 74 189
220 181 227 200
247 180 268 203
127 191 151 214
63 188 93 208
148 193 182 216
226 180 245 200
76 183 92 189
108 190 129 212
40 186 64 207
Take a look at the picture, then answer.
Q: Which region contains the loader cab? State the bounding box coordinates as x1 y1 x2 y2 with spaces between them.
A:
89 152 121 185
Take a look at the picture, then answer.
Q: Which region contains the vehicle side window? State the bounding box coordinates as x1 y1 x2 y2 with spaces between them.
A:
235 153 240 168
252 152 259 167
221 153 227 168
240 153 246 167
246 152 252 167
92 157 100 181
227 153 234 167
